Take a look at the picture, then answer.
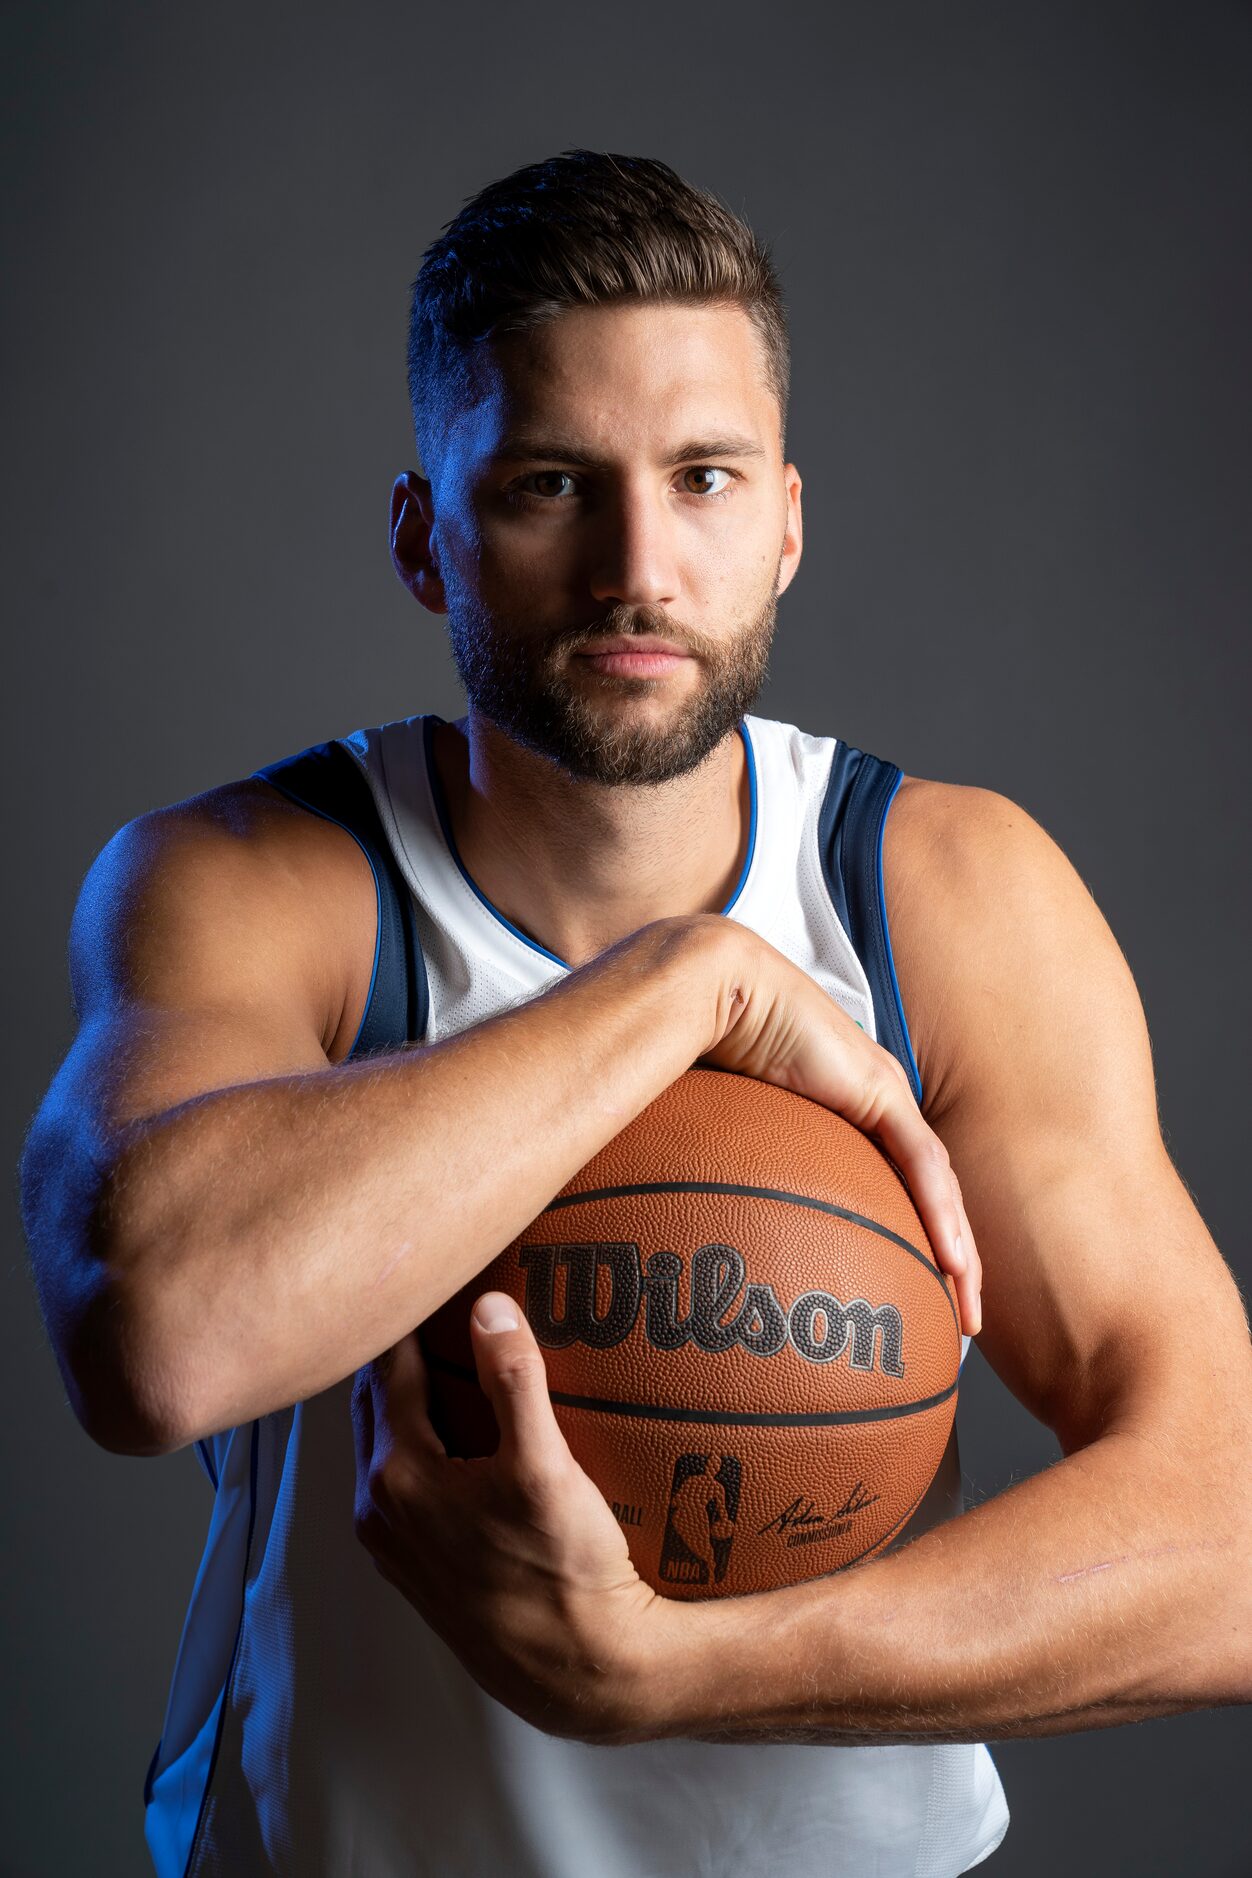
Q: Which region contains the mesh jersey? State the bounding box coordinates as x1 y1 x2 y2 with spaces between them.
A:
143 711 1010 1878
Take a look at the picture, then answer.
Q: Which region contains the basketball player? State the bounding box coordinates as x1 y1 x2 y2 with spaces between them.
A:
20 151 1251 1878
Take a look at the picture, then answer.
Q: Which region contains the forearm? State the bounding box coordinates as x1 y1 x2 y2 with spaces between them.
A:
110 917 731 1446
652 1421 1252 1745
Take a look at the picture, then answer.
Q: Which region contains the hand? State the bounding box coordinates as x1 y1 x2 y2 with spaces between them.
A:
351 1292 675 1744
701 921 983 1337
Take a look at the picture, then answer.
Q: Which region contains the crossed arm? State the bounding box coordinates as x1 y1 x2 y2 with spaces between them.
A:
355 783 1252 1745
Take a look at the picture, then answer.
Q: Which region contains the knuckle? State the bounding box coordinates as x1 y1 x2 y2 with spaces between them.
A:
886 1053 912 1090
865 1048 913 1121
494 1349 548 1396
368 1453 418 1520
353 1498 384 1550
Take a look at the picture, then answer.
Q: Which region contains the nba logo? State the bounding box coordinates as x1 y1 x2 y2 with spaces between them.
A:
659 1453 742 1586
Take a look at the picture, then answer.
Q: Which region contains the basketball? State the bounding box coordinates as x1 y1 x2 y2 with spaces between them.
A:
421 1065 961 1599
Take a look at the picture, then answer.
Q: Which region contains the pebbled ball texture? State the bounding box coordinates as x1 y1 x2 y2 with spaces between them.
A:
421 1066 960 1599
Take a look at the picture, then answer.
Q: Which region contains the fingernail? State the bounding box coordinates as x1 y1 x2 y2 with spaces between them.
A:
474 1294 518 1334
951 1233 966 1272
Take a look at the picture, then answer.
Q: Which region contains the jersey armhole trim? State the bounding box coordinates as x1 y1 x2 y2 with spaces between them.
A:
250 770 383 1062
876 770 925 1107
720 718 759 916
816 742 924 1109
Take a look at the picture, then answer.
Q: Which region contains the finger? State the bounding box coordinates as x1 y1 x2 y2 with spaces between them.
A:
868 1084 964 1274
369 1328 448 1465
947 1171 983 1337
928 1166 982 1339
468 1292 569 1490
944 1223 982 1339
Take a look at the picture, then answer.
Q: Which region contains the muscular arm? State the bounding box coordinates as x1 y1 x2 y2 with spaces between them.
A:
643 782 1252 1742
20 782 968 1462
19 786 727 1454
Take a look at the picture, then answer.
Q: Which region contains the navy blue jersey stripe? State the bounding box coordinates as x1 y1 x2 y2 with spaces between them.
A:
251 740 428 1053
817 744 924 1106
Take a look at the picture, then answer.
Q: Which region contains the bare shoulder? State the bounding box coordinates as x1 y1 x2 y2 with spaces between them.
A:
880 774 1149 1124
881 774 1076 903
72 774 377 1064
881 771 1096 959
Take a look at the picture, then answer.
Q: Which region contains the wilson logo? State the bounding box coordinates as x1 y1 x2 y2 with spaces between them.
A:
517 1240 905 1375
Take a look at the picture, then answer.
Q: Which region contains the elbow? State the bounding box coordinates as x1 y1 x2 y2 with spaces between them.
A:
76 1338 195 1457
21 1119 207 1458
52 1264 203 1460
75 1384 185 1459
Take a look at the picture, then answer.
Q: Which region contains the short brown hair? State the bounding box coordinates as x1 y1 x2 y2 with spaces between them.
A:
407 148 789 485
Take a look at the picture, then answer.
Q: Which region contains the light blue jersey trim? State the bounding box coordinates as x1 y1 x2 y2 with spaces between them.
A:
720 719 758 915
876 771 924 1103
422 717 759 971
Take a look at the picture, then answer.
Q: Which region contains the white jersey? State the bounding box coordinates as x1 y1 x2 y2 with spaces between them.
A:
143 711 1010 1878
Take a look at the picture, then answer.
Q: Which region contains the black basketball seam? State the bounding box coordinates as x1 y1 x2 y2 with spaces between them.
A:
424 1352 958 1426
542 1179 960 1339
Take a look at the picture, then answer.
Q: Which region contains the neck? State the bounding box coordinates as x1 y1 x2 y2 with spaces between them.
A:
431 712 752 970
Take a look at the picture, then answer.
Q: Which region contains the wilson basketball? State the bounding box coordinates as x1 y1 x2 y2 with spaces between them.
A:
420 1065 961 1599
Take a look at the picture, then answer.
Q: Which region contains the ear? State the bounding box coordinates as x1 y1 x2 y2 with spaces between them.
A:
390 470 447 614
776 462 803 599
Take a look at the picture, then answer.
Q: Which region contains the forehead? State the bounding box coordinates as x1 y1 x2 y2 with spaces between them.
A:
452 301 780 467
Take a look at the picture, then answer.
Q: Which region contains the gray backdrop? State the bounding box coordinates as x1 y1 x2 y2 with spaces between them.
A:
4 2 1249 1873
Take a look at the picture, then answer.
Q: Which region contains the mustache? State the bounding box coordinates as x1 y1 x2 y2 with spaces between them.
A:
554 605 707 658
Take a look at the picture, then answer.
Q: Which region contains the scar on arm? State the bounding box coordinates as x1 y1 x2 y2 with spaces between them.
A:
1053 1538 1224 1585
371 1239 416 1288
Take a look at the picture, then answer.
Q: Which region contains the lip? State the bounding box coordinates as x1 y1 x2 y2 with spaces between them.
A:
577 641 692 679
578 635 689 656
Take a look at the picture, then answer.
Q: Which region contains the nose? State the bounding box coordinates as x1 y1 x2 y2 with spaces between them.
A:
586 480 681 610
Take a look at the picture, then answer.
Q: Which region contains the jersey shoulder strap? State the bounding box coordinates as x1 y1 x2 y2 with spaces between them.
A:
816 743 924 1107
250 738 429 1054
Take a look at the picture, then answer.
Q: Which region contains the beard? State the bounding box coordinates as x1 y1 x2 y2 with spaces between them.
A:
442 576 779 787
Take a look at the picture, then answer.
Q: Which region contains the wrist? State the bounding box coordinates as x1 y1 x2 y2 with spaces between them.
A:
614 1583 745 1743
665 913 759 1060
633 1574 845 1745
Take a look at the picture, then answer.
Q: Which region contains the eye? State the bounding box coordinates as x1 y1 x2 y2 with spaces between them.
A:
680 466 734 498
514 470 577 501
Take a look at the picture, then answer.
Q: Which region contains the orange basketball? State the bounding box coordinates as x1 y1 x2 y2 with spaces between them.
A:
421 1065 960 1599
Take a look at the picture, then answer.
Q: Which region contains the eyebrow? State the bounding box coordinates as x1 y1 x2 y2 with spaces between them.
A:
489 431 769 468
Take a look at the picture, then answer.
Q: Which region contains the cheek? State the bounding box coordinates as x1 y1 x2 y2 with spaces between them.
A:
482 523 560 572
690 515 773 590
470 541 569 618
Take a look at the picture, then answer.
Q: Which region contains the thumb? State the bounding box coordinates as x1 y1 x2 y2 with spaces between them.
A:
469 1291 567 1482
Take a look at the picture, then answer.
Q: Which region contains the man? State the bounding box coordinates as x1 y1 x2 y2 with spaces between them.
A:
20 149 1251 1878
